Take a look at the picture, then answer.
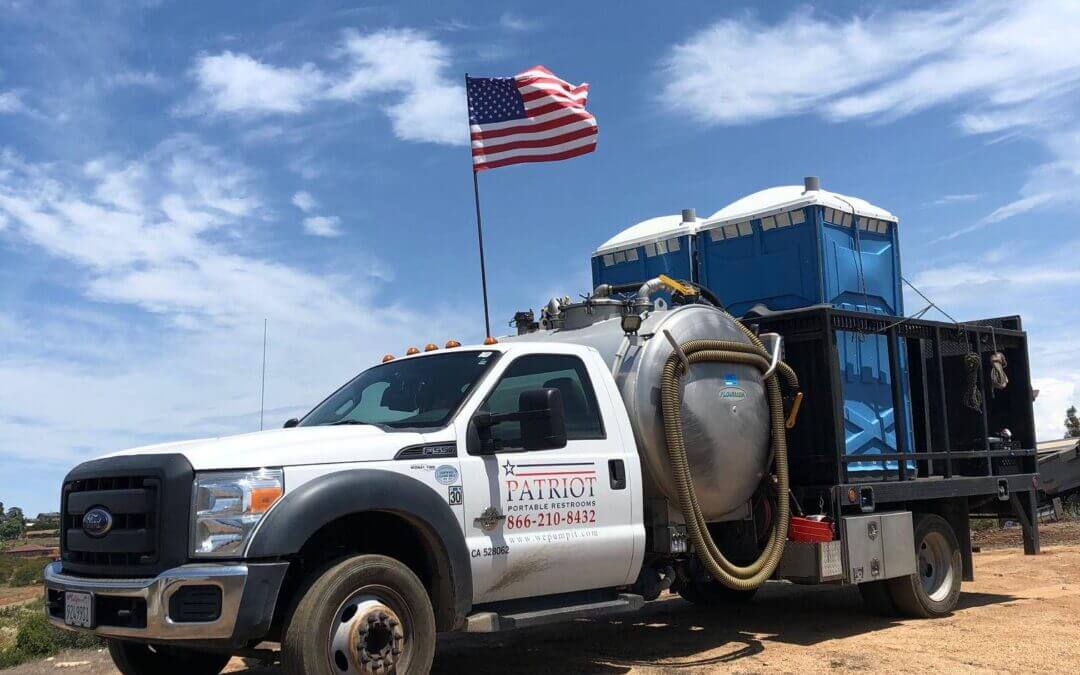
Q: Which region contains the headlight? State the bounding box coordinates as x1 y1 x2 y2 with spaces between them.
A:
191 469 283 558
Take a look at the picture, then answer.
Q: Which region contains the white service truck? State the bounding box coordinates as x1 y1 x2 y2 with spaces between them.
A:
43 280 1040 674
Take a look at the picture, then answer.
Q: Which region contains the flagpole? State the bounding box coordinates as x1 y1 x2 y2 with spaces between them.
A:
465 73 492 339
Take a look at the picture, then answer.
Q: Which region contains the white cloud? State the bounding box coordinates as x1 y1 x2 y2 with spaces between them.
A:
291 190 316 212
188 51 326 115
327 28 466 146
0 140 470 476
0 90 24 114
184 30 466 145
302 215 341 237
661 1 1080 229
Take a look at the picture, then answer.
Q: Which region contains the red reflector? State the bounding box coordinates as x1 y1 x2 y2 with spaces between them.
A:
788 516 834 543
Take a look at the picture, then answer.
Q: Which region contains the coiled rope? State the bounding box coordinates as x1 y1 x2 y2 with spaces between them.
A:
660 319 799 590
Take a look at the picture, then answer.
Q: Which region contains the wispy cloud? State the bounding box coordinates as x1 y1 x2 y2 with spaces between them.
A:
660 1 1080 231
106 70 166 90
499 12 539 32
302 214 342 237
0 90 25 114
184 29 466 146
0 138 468 470
291 190 315 212
929 193 981 206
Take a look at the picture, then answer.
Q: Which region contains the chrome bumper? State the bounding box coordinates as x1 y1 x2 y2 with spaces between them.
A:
43 561 248 640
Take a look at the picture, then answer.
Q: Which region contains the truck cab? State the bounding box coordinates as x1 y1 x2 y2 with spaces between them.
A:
44 341 647 674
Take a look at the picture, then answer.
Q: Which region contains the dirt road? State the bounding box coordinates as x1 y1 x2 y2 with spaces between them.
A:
9 526 1080 674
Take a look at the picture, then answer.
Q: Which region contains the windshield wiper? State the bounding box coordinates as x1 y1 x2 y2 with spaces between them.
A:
330 419 370 426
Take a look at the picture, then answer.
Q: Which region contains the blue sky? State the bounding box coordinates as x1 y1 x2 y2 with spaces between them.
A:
2 0 1079 515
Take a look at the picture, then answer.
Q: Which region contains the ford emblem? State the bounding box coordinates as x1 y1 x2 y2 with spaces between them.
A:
82 507 114 538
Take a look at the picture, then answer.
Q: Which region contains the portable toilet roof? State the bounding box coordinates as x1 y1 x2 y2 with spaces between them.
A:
705 185 898 230
593 213 703 255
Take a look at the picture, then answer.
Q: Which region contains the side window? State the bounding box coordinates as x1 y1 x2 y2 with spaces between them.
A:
480 354 604 450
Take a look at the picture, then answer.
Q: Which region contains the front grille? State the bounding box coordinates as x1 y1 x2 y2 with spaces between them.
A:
63 476 159 569
60 454 193 578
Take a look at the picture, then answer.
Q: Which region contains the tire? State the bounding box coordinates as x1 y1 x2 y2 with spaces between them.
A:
107 640 231 675
858 580 898 616
677 578 759 606
887 513 963 618
282 554 436 675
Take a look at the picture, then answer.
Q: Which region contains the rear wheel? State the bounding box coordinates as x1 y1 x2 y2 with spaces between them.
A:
887 513 963 618
678 578 758 605
107 640 230 675
282 554 436 675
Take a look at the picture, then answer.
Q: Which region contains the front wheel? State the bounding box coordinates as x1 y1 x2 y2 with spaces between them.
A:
107 640 231 675
282 554 436 675
887 513 963 618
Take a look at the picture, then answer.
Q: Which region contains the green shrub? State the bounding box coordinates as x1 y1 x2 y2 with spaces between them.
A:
0 599 101 668
9 560 44 587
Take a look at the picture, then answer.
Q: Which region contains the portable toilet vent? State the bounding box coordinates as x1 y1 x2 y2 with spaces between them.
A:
591 210 702 289
696 177 911 474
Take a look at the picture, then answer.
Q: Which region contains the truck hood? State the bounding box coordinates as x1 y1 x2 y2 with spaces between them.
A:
104 425 428 471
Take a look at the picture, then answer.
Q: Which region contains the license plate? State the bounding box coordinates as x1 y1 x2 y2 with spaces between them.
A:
64 591 94 628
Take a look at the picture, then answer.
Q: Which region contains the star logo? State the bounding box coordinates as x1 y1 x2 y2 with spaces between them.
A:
502 460 515 476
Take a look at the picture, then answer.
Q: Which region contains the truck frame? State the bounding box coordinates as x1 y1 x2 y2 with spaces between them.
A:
41 299 1042 675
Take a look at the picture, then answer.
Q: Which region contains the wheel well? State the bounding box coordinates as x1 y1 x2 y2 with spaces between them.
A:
274 511 458 634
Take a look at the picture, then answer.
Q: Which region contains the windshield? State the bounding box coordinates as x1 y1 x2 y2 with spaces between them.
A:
300 350 499 429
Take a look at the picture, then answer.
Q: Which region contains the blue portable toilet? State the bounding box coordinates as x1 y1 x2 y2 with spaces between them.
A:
696 178 912 474
591 211 701 290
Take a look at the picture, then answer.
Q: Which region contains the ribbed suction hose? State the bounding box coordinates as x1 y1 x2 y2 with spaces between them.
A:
660 321 799 590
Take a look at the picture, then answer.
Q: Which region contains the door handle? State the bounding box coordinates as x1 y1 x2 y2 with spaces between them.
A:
609 459 626 490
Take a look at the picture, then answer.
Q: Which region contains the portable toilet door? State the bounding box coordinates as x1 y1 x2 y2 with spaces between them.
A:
695 180 913 477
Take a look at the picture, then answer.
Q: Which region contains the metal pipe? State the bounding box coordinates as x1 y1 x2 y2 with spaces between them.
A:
636 277 665 301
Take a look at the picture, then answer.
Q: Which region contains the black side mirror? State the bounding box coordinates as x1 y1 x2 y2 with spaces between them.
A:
283 418 299 428
519 388 567 451
471 387 567 453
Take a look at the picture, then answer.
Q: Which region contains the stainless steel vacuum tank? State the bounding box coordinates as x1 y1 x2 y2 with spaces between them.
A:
505 295 771 519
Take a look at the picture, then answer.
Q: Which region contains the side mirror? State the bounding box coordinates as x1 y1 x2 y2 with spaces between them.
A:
519 388 567 451
471 388 567 453
283 418 299 428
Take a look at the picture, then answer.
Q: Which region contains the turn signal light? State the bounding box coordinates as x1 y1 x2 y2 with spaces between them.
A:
483 336 498 345
445 340 461 349
424 343 438 352
250 486 284 513
381 354 395 363
405 346 420 356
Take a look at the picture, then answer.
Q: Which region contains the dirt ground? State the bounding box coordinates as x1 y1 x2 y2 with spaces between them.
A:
8 522 1080 674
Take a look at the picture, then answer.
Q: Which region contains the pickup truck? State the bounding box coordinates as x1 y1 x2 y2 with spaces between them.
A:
45 341 650 674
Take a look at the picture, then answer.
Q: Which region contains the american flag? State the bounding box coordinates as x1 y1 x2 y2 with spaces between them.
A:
467 66 597 171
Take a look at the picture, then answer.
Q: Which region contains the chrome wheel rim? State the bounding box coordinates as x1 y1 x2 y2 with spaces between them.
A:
918 531 955 602
328 585 411 674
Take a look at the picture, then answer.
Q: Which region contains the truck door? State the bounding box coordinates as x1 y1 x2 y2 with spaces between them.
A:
456 351 638 604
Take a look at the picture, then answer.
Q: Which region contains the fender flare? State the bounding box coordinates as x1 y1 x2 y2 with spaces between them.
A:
246 469 472 629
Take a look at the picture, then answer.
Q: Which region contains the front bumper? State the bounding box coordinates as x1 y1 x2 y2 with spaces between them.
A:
43 560 288 643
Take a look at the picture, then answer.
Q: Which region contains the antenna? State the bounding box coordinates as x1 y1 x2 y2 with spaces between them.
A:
260 318 268 431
